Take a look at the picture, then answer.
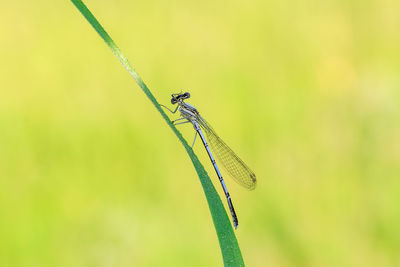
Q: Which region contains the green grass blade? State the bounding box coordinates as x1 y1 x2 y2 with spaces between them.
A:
70 0 245 265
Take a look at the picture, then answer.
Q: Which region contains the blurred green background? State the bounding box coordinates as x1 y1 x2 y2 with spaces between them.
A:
1 0 400 266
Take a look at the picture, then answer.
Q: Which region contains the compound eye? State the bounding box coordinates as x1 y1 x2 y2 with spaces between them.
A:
183 92 190 99
171 97 178 104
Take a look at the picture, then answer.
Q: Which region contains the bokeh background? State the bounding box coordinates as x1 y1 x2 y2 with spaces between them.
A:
1 0 400 266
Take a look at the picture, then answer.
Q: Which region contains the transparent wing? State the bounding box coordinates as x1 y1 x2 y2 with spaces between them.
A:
197 115 257 190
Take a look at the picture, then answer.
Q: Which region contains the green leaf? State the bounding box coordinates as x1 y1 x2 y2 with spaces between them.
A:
70 0 245 266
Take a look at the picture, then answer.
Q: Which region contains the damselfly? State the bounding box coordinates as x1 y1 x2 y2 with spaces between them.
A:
162 92 256 229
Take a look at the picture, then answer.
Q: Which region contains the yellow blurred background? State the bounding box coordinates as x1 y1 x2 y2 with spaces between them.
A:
1 0 400 266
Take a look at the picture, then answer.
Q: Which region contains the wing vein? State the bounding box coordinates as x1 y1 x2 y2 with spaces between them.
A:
197 115 257 190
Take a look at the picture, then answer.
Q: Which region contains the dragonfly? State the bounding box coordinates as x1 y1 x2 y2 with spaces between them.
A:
161 92 256 229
